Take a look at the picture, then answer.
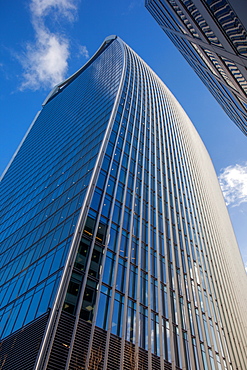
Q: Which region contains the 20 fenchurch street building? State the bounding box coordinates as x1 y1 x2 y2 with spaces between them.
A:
1 36 247 370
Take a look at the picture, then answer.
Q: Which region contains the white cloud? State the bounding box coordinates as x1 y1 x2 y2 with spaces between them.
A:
218 163 247 206
78 45 89 59
30 0 77 20
19 0 86 90
20 30 69 90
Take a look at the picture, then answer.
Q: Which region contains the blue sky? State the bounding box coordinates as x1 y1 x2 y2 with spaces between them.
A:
1 0 246 269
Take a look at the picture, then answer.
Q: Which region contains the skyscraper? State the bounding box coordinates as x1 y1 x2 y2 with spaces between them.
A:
145 0 247 136
1 35 247 370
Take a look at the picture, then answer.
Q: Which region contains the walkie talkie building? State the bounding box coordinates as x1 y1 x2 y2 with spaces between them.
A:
1 36 247 370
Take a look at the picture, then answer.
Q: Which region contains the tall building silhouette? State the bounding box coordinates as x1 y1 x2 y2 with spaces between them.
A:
146 0 247 135
1 36 247 370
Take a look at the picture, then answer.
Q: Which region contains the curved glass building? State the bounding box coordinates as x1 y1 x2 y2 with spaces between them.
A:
1 36 247 370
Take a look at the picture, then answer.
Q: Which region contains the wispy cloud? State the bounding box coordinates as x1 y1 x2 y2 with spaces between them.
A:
218 163 247 206
19 0 88 90
30 0 77 20
78 45 89 59
20 30 70 90
122 0 142 15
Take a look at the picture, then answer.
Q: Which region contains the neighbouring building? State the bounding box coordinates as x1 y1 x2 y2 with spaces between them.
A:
1 35 247 370
146 0 247 135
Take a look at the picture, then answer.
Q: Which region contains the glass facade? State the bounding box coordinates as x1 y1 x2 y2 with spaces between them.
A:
0 38 123 339
146 0 247 135
1 36 247 370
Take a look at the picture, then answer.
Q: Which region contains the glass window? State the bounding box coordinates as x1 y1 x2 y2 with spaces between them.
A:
102 251 115 286
74 237 91 271
80 279 97 323
116 258 126 293
95 287 111 330
96 221 107 244
89 245 103 278
111 293 124 336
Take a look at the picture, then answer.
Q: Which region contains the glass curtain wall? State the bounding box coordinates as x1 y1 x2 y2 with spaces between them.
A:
62 38 247 369
0 38 123 339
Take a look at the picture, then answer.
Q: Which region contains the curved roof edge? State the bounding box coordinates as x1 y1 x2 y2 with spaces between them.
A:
42 35 118 106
